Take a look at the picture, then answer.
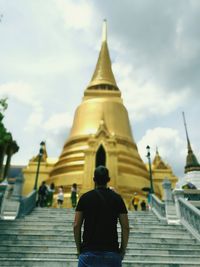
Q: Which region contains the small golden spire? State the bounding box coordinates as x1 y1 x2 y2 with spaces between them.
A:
156 146 159 155
86 20 118 90
153 148 167 169
182 112 200 173
102 19 107 42
182 112 192 151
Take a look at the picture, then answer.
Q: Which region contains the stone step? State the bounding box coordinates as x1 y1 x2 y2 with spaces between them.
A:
31 209 154 215
26 210 156 217
0 258 200 267
28 214 157 219
0 229 195 241
1 207 200 266
0 225 185 233
0 223 184 233
0 235 197 245
0 228 191 238
5 220 167 227
1 240 200 251
0 252 200 262
0 221 184 230
1 245 200 255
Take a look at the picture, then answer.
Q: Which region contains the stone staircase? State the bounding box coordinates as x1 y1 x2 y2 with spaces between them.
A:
0 208 200 266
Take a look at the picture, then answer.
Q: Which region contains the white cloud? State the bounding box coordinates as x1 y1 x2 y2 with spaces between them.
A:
24 108 44 132
0 82 39 107
0 81 44 132
55 0 95 30
113 62 190 121
41 113 73 158
137 127 186 176
43 112 73 134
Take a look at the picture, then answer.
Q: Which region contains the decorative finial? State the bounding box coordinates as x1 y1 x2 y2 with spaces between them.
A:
156 146 159 154
182 111 200 173
182 111 191 150
102 19 107 42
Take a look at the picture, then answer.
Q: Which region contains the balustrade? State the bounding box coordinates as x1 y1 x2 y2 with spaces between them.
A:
151 194 166 218
178 197 200 239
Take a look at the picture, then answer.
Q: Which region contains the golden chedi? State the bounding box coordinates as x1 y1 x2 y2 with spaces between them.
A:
48 21 151 206
150 148 178 199
22 143 57 196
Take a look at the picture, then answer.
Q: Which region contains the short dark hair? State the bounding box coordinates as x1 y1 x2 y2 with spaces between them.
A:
93 165 110 185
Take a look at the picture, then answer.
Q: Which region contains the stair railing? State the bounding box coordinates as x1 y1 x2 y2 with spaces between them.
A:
151 194 167 222
0 184 7 211
0 175 37 219
174 190 200 241
18 190 37 217
0 192 3 211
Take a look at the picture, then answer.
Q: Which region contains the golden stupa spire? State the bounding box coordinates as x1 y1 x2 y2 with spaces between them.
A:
87 19 118 90
182 112 192 152
182 112 200 173
152 147 167 169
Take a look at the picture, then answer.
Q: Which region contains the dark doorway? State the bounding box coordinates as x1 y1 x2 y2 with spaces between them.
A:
95 145 106 167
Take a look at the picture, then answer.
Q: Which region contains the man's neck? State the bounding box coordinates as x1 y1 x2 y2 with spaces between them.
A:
96 185 107 189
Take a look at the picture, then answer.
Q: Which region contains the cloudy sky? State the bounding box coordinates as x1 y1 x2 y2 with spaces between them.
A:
0 0 199 179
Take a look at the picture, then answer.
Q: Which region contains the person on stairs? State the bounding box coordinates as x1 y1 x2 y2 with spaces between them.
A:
73 165 129 267
71 183 78 208
57 185 64 208
132 193 139 211
38 181 48 207
47 182 55 207
140 200 147 211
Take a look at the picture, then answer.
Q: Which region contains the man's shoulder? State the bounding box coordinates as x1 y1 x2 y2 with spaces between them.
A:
80 189 96 198
108 188 123 198
80 188 123 200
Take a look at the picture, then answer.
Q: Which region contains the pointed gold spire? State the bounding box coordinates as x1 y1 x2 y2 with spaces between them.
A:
182 112 200 173
152 148 167 169
87 20 118 90
182 112 192 152
102 18 107 42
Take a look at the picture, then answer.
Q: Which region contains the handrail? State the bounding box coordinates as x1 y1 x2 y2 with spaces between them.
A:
151 194 166 221
183 189 200 201
18 190 37 217
178 197 200 240
0 193 3 211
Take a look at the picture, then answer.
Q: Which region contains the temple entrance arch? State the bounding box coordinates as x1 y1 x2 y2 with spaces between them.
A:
95 145 106 167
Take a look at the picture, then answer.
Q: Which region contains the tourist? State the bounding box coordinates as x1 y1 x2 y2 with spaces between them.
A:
71 183 77 208
57 185 64 208
147 192 151 210
47 182 55 207
38 181 48 207
140 200 146 211
132 193 139 211
73 165 129 267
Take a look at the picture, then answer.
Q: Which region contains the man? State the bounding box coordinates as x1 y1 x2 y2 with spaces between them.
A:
132 193 139 211
38 181 48 207
73 165 129 267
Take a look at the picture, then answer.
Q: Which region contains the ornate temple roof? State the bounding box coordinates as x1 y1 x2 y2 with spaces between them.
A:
182 112 200 173
185 145 200 173
31 142 48 162
86 20 119 91
152 148 168 170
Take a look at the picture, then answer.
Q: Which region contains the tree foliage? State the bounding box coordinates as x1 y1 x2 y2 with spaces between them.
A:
0 98 12 146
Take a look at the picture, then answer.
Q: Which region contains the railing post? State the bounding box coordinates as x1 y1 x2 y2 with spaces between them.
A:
173 189 185 219
162 178 179 224
11 175 24 201
162 179 173 203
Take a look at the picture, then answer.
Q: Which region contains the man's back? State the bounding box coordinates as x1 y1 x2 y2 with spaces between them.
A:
73 165 129 267
76 188 127 252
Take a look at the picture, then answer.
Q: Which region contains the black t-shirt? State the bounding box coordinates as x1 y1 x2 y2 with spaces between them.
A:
76 187 127 252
